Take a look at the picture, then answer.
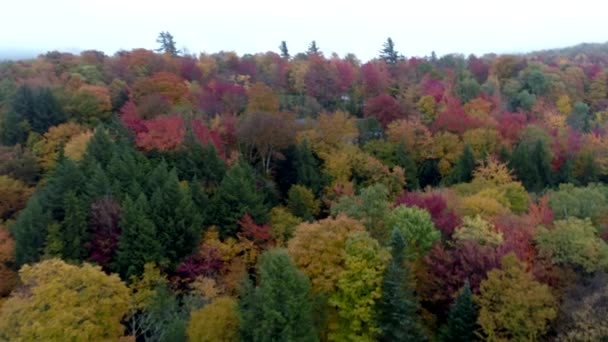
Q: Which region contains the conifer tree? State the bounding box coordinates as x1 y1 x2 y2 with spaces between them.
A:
11 196 51 267
307 41 320 56
147 164 203 268
447 144 476 185
294 140 323 195
61 191 88 261
212 159 268 237
155 31 178 56
115 195 162 278
380 37 402 65
395 143 419 190
378 229 427 342
238 249 317 342
11 85 65 133
442 280 478 342
279 41 290 59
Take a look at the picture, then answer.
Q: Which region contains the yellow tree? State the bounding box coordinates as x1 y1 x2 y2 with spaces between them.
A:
431 132 464 177
246 82 280 113
0 226 17 297
386 118 433 162
187 296 239 342
288 215 365 293
0 259 130 341
32 122 87 170
475 254 557 341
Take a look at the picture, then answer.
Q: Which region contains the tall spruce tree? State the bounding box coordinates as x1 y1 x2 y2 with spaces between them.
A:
115 195 162 278
11 196 52 267
60 191 88 261
155 31 178 56
510 140 552 192
395 143 419 190
447 144 476 185
378 229 427 341
279 41 290 59
11 85 65 133
380 37 402 65
147 163 203 268
442 280 478 342
307 41 320 56
294 140 324 196
239 249 317 342
212 159 269 237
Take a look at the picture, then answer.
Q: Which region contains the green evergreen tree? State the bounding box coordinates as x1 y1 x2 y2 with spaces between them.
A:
294 140 324 195
378 229 427 342
11 196 52 267
0 110 28 145
447 144 476 185
575 154 600 186
43 223 64 258
380 37 402 65
307 41 320 56
395 143 419 190
147 163 203 268
11 85 65 133
510 142 536 191
115 195 162 278
60 191 88 261
239 249 317 342
442 280 478 342
155 31 178 56
279 41 290 59
212 159 269 238
38 156 86 221
82 127 115 168
554 157 574 186
170 132 226 189
532 140 552 191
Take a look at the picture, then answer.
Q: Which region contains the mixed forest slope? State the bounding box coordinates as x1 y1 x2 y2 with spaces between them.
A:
0 37 607 341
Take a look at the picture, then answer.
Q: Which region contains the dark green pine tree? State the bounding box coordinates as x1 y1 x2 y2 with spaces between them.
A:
294 140 324 196
575 154 599 186
279 41 290 59
11 196 52 267
395 143 419 190
106 148 146 200
378 229 427 342
11 85 65 133
442 280 478 342
170 131 226 189
82 127 115 168
212 159 269 238
84 161 113 201
554 157 575 186
0 110 28 145
239 250 317 342
147 164 203 268
306 40 320 56
531 140 552 191
155 31 178 56
512 139 552 192
380 37 402 65
447 144 476 185
115 195 162 279
60 191 88 262
38 156 86 221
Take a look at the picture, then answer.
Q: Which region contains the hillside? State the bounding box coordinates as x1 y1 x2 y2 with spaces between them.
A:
0 36 607 341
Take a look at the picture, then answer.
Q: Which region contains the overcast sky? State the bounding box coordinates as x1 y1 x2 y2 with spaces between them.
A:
2 0 608 61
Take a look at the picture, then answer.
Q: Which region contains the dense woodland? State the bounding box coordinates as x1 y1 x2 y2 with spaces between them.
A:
0 34 608 341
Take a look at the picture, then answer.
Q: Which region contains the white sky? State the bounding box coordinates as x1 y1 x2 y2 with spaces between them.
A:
2 0 608 61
